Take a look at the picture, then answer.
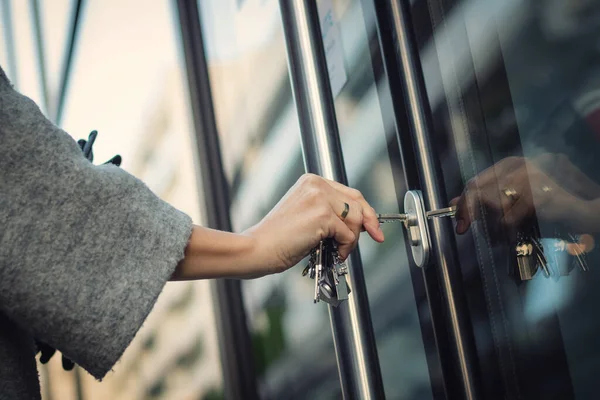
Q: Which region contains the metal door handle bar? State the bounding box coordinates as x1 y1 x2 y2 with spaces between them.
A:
279 1 385 399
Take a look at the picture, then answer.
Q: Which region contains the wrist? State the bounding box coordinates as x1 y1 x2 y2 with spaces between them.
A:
241 226 280 277
173 226 275 281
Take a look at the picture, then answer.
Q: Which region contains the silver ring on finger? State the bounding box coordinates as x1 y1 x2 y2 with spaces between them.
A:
502 187 519 202
340 202 350 220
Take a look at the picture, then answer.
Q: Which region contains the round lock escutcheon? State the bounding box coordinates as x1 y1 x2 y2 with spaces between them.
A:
403 190 431 268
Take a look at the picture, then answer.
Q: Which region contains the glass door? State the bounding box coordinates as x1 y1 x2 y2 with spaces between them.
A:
312 0 439 398
197 1 342 398
279 0 449 398
397 0 600 398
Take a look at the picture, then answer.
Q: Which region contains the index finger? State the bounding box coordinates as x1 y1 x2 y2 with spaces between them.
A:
323 179 384 243
452 179 484 234
450 196 471 234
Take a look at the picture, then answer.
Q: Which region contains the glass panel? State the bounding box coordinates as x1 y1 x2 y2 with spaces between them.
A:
54 1 223 399
412 0 600 398
0 2 15 84
199 1 341 398
317 0 434 398
38 0 73 98
0 0 44 108
0 0 75 116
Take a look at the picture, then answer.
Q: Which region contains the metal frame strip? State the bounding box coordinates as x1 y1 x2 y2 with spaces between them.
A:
1 0 19 87
29 0 50 113
278 1 384 399
54 0 85 125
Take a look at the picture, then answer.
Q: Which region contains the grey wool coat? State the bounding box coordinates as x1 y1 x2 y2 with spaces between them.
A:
0 65 193 399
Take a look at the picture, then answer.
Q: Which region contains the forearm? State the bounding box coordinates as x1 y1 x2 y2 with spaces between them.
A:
171 225 270 281
170 175 384 280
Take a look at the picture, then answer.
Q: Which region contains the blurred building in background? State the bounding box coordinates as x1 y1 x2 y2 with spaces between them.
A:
1 1 224 399
76 67 224 400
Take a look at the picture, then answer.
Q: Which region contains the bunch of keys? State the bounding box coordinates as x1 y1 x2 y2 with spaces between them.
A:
514 234 550 281
549 233 591 276
302 239 350 306
300 203 459 306
514 232 590 281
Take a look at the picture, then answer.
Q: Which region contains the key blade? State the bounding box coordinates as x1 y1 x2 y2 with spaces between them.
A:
313 241 325 303
377 213 407 223
426 206 457 219
314 265 321 303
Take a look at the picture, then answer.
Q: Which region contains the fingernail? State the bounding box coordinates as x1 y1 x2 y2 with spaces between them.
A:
366 222 385 242
456 219 466 234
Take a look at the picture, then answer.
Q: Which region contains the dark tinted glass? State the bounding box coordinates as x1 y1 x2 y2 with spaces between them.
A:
412 0 600 398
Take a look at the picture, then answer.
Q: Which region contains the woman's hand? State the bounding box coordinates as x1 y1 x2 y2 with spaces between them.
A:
245 174 384 275
173 174 384 281
451 155 588 235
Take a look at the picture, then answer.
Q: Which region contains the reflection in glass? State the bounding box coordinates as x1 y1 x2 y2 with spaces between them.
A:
415 0 600 397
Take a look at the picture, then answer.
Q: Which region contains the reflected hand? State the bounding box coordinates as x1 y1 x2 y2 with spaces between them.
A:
451 155 585 234
245 174 384 274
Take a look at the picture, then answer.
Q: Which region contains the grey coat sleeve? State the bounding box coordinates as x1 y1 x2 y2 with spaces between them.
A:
0 70 193 380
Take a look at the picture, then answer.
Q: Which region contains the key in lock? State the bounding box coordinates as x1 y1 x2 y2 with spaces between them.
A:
304 191 456 305
376 190 457 268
